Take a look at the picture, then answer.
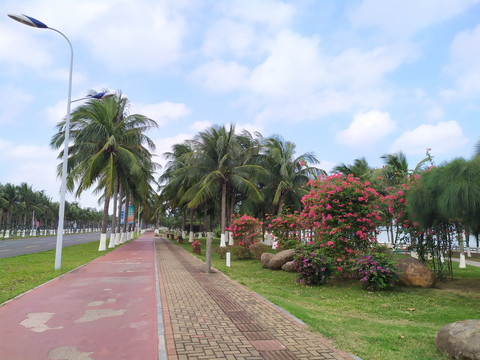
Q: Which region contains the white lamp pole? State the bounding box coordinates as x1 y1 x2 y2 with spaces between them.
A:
8 14 114 270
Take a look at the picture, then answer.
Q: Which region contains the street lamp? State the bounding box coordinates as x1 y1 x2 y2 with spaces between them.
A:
8 13 113 270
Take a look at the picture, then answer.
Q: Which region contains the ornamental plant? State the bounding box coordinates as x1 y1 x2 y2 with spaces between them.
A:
227 214 261 248
299 173 384 270
352 253 397 291
192 240 202 250
266 212 301 250
293 243 333 285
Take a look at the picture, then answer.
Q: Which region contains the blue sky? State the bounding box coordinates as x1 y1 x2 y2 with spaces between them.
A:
1 0 480 210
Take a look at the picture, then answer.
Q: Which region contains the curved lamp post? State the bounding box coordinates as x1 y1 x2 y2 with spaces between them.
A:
8 13 113 270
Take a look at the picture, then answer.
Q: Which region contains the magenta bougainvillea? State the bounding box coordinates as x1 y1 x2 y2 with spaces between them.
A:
227 214 261 248
299 173 384 270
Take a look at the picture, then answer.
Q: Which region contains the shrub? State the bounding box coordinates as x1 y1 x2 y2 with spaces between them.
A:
214 245 231 259
227 214 261 248
299 174 384 270
249 242 271 259
352 253 397 291
231 245 253 260
293 244 333 285
266 212 301 250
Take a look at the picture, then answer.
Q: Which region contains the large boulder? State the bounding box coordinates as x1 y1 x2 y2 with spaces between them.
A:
282 260 296 272
269 249 296 270
396 257 436 288
261 253 274 268
435 320 480 359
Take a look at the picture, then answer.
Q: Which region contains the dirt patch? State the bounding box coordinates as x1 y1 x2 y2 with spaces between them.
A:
435 278 480 298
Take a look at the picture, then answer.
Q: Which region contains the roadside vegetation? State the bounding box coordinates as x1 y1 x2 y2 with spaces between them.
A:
173 236 480 360
0 240 115 305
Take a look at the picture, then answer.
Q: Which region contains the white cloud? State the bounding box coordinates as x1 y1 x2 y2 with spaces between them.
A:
219 0 296 30
190 121 213 133
425 105 444 121
337 110 396 147
445 24 480 96
82 1 186 72
135 102 191 127
390 121 468 155
248 30 326 98
0 86 34 124
191 61 249 92
202 19 256 58
349 0 478 39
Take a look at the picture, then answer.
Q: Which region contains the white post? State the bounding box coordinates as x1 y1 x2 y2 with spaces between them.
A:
189 231 194 243
226 252 231 267
228 231 234 246
459 253 466 268
466 247 471 257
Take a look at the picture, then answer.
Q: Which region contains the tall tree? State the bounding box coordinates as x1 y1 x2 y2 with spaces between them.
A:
51 92 157 250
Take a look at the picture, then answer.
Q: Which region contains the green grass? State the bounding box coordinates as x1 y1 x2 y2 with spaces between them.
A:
0 240 116 305
172 237 480 360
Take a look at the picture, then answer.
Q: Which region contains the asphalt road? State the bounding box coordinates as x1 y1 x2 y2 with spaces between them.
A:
0 232 108 259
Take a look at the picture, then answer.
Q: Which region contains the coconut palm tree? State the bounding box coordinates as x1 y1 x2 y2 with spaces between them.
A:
184 125 263 245
258 135 324 216
51 92 158 250
333 157 371 180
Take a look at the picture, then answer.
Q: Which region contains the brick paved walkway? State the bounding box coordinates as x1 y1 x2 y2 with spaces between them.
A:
155 235 354 360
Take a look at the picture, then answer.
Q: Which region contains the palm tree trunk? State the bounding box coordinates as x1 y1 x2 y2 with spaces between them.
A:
456 223 464 254
116 183 123 245
122 193 130 242
276 192 285 216
99 188 110 251
109 179 118 248
220 179 227 246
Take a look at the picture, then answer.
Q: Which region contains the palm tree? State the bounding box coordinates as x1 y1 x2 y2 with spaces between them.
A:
333 158 371 180
184 125 263 246
51 92 158 250
437 157 480 254
258 135 324 216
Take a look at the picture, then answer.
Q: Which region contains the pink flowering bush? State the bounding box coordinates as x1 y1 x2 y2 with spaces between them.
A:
227 214 261 248
299 174 383 270
266 212 301 250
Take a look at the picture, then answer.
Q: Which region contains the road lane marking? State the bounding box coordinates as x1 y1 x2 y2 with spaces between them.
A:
26 245 39 248
0 249 11 252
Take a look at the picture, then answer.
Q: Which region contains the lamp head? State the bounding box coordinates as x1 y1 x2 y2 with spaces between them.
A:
8 13 48 29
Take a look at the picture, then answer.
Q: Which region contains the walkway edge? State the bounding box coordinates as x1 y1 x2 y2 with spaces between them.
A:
154 238 167 360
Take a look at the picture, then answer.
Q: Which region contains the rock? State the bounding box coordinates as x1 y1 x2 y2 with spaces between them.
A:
282 260 295 272
261 253 274 268
396 257 436 288
269 249 296 270
435 320 480 360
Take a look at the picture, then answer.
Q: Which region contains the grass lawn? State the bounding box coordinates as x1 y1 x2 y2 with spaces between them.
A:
0 240 116 305
173 236 480 360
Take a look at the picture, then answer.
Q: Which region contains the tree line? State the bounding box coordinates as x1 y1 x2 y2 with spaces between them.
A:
0 182 103 230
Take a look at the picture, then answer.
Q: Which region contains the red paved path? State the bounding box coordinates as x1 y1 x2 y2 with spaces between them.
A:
0 235 157 360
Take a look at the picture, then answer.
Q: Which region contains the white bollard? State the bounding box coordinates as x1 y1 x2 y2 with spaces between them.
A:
467 247 471 257
189 231 194 243
459 254 466 268
226 252 231 267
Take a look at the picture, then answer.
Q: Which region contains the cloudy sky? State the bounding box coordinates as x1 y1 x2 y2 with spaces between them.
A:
1 0 480 209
